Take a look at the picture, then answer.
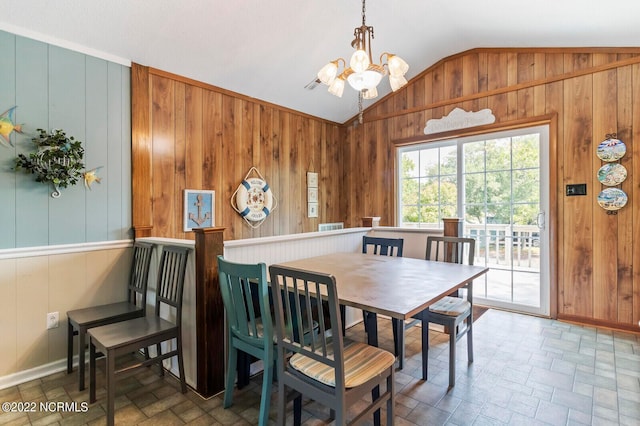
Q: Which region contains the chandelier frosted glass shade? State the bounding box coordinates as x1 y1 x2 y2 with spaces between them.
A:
317 61 339 85
362 86 378 100
328 77 345 97
346 65 385 91
349 49 370 73
389 74 408 92
387 54 409 77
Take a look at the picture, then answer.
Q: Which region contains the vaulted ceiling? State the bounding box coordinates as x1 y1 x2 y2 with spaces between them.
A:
2 0 639 124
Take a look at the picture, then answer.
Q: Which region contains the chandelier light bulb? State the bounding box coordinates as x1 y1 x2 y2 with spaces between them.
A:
350 49 370 73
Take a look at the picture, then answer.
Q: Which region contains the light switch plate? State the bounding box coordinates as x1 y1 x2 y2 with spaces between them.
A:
566 184 587 196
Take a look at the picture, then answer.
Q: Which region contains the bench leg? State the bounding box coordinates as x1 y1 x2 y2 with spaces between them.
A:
67 321 73 374
89 340 96 403
106 351 115 426
78 327 86 391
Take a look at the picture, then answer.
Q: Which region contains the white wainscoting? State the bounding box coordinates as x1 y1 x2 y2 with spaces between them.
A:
223 227 370 264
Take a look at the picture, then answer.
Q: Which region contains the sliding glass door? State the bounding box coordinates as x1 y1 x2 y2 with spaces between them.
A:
398 125 550 316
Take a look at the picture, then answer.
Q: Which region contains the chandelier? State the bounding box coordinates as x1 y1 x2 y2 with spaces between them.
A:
316 0 409 122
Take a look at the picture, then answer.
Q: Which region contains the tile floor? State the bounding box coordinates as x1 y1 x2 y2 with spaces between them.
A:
1 309 639 425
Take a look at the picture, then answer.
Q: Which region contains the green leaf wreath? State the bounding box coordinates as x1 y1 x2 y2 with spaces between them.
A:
15 128 85 189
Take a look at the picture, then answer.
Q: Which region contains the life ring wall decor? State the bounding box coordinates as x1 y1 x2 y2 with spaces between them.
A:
236 178 273 221
231 167 278 228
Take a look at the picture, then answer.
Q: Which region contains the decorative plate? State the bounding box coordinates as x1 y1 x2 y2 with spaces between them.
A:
596 138 626 162
597 188 628 211
597 163 627 186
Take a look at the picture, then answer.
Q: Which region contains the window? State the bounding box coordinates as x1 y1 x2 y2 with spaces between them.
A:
398 142 457 229
397 127 542 230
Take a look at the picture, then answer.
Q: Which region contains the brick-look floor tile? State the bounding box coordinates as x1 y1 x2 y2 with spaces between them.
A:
5 310 640 425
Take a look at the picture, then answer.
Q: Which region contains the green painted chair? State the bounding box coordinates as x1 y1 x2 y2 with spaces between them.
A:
217 256 274 426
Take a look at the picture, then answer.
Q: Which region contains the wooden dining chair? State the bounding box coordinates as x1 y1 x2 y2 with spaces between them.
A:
361 235 406 367
66 241 154 391
217 256 274 426
423 235 476 388
88 245 190 426
362 235 404 257
269 264 395 426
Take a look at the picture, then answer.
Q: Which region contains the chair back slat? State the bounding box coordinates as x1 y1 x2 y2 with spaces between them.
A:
425 236 475 266
217 256 271 346
269 265 344 387
362 235 404 257
154 246 190 325
127 241 154 308
243 276 261 338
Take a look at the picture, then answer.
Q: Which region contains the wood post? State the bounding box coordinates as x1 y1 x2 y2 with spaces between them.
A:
193 227 226 397
362 216 381 227
443 218 463 264
443 218 463 237
132 225 152 239
131 64 154 235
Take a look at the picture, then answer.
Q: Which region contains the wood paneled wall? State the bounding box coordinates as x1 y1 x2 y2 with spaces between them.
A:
131 48 640 331
131 64 345 242
343 48 640 331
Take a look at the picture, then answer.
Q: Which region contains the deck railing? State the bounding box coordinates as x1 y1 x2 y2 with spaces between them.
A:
465 224 540 269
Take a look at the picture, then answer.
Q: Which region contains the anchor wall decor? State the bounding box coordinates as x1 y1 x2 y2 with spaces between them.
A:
183 189 215 231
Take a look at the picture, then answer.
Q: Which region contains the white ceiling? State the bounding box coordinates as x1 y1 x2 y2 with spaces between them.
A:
2 0 639 124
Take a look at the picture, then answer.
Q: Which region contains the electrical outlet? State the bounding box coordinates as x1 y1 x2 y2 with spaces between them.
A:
46 312 59 329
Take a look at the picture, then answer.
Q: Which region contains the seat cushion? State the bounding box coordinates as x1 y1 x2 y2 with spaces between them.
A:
289 342 395 388
429 296 470 316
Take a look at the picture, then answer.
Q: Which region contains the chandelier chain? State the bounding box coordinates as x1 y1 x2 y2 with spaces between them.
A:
361 0 366 25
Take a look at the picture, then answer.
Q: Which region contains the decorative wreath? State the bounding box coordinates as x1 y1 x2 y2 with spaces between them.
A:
231 167 278 229
14 128 85 197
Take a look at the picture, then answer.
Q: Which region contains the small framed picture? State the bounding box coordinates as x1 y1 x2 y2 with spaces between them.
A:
307 187 318 203
184 189 215 232
307 172 318 188
308 202 318 218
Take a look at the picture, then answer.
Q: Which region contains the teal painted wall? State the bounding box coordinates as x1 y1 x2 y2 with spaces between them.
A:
0 31 132 249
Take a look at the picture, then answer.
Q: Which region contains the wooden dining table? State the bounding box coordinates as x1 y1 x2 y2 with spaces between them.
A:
274 251 489 380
